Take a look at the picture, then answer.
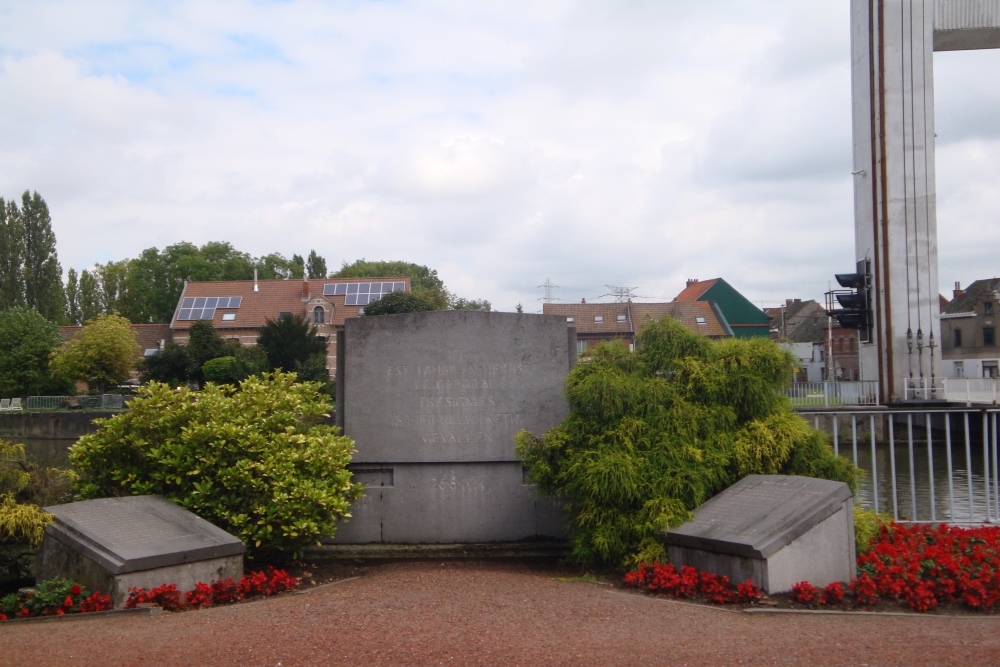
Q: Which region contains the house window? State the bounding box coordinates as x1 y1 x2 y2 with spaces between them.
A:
594 315 603 323
955 361 965 378
617 314 626 322
222 313 236 322
695 317 706 324
566 317 575 323
849 336 856 352
837 336 844 352
986 302 994 316
576 339 587 354
313 305 325 324
954 328 963 348
985 327 996 347
984 361 999 378
278 311 292 320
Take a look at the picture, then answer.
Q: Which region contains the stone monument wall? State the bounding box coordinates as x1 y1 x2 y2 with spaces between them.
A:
333 311 574 544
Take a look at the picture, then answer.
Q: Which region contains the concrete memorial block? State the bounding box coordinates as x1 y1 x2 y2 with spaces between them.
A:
662 475 855 594
37 495 244 608
334 310 574 543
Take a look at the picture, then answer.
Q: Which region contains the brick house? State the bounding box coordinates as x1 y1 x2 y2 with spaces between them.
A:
675 278 771 338
170 276 411 373
941 279 1000 378
767 299 861 382
543 300 730 353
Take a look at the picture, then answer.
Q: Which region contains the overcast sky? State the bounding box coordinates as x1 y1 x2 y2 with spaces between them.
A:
1 0 998 312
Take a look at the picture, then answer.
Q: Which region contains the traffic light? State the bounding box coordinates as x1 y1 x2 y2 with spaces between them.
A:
827 259 872 343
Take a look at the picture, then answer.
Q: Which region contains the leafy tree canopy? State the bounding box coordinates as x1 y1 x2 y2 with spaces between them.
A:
70 374 363 560
138 341 191 387
50 314 140 392
0 306 69 397
451 297 491 311
516 317 857 569
362 291 437 316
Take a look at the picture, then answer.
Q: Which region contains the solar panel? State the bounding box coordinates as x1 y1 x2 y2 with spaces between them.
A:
176 296 242 320
318 282 406 306
323 284 336 296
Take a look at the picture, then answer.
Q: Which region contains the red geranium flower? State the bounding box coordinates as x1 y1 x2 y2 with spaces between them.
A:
70 584 82 596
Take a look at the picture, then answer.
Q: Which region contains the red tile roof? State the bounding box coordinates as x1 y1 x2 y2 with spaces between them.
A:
170 277 411 332
542 303 632 334
673 278 719 302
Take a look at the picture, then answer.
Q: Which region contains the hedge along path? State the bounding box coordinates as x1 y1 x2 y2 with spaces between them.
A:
517 317 858 569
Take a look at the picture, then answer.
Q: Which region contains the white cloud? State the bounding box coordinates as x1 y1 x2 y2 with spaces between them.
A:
0 0 997 313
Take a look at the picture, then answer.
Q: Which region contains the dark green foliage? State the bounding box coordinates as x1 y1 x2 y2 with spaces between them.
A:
139 342 191 386
363 291 437 316
202 356 240 385
257 314 327 373
516 318 857 568
185 320 234 386
70 374 363 560
0 306 69 397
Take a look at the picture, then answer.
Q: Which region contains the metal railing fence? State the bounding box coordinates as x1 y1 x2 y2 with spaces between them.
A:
904 377 1000 404
24 394 127 411
784 381 880 407
802 408 1000 524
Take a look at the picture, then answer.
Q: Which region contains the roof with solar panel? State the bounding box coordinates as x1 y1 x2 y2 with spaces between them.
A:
169 277 411 331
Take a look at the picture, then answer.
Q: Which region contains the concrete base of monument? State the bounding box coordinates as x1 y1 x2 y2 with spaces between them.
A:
306 541 569 560
38 536 243 608
662 475 856 595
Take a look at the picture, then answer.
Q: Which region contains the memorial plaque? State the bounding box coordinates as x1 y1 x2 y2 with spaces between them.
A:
37 495 244 607
334 311 574 544
663 475 855 593
340 310 573 463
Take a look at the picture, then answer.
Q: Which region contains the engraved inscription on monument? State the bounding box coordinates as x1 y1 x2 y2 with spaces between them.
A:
342 311 572 463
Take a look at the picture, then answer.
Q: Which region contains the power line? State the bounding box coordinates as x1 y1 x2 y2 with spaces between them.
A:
598 284 640 303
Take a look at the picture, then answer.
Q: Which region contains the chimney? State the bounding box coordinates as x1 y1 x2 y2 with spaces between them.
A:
954 281 963 299
302 275 310 301
253 268 259 293
686 279 698 288
785 299 793 307
581 298 586 304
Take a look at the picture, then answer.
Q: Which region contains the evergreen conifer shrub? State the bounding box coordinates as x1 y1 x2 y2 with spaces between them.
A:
516 318 857 568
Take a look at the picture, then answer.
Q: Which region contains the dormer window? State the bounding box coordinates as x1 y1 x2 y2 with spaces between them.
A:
566 317 575 323
986 302 994 316
696 317 706 324
594 315 604 323
313 305 325 324
617 314 626 322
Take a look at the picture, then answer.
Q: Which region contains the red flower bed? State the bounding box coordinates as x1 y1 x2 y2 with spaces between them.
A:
624 523 1000 613
623 562 763 604
125 568 298 611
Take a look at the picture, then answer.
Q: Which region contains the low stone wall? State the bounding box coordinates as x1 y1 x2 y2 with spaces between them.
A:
0 411 116 440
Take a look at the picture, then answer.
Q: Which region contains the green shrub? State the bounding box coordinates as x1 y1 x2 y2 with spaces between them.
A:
854 505 893 555
70 372 363 561
517 318 858 569
1 439 74 580
202 356 240 385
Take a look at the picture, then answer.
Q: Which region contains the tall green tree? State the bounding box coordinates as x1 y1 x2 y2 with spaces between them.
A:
289 254 305 280
50 314 139 392
0 307 69 397
185 320 235 387
306 250 327 279
0 197 24 310
76 269 102 324
17 191 65 322
64 268 81 325
138 342 191 386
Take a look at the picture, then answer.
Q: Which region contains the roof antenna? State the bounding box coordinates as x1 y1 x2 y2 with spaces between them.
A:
253 268 259 293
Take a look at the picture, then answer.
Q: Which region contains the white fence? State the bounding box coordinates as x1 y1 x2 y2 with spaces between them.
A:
24 394 126 410
904 377 1000 404
784 381 880 407
804 408 1000 524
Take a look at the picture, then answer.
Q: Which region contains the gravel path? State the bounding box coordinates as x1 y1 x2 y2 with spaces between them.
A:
4 560 1000 666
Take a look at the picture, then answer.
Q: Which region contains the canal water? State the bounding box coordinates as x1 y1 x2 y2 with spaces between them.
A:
9 434 997 524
